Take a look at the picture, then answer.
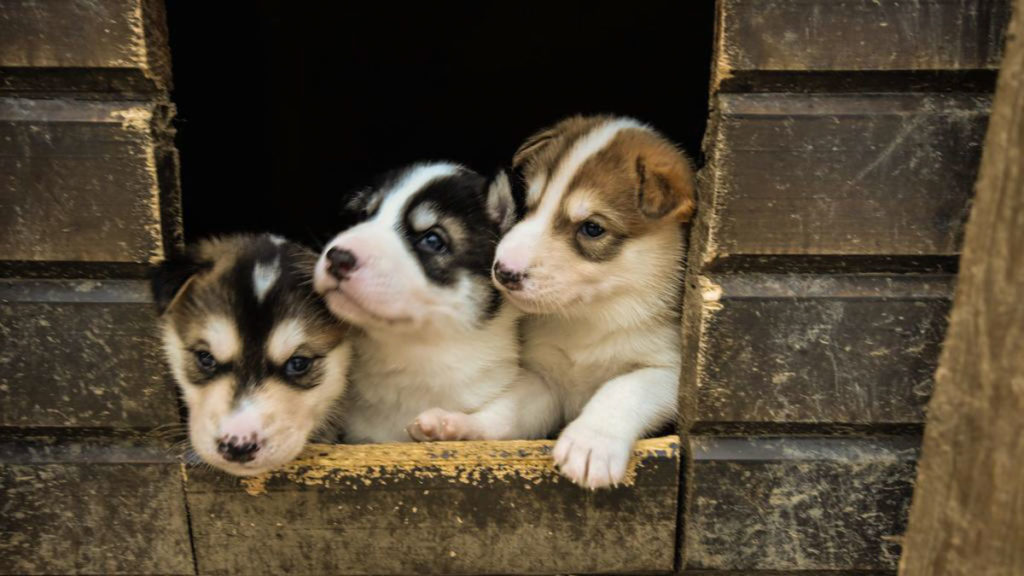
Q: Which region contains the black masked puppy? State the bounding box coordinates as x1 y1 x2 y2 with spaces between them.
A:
153 234 351 476
493 116 696 489
313 162 557 444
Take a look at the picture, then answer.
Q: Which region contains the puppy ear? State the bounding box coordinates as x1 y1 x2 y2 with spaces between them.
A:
150 253 210 315
635 141 696 223
486 170 517 233
512 127 558 168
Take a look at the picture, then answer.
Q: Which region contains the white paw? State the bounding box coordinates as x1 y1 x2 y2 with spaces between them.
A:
553 419 634 489
407 408 475 442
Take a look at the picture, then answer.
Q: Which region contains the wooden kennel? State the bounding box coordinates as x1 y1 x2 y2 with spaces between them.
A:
0 1 1017 574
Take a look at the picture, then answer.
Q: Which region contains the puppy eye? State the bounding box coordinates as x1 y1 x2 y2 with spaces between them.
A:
416 230 448 254
194 350 218 374
579 221 606 239
284 355 313 377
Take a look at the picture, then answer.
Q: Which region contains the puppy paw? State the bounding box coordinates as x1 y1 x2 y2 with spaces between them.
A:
407 408 476 442
553 419 634 489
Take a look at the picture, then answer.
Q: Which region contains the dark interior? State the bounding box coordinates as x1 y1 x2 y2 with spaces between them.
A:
166 1 715 248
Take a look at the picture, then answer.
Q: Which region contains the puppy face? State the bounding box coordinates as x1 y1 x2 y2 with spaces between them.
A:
154 234 351 476
313 163 515 334
493 116 695 314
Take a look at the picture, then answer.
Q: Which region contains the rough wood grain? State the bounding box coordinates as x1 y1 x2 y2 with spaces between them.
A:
715 0 1011 91
0 0 171 93
698 93 989 270
0 279 179 429
0 98 175 264
900 0 1024 573
186 437 680 576
689 274 952 428
685 436 918 572
0 435 193 575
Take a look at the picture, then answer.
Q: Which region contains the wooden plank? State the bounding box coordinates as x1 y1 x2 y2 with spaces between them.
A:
688 274 952 428
186 437 680 576
697 93 989 269
0 435 193 575
0 98 174 264
0 0 171 93
685 436 918 572
0 279 179 429
715 0 1011 91
900 0 1024 572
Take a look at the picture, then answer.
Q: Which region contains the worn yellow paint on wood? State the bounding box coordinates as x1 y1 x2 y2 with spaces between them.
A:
220 436 680 495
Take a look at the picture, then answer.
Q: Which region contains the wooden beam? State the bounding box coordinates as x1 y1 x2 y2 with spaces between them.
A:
899 0 1024 572
186 437 680 575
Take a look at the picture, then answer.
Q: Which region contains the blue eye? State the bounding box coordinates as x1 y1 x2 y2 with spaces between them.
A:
194 350 217 373
417 230 448 254
284 355 313 377
579 221 606 238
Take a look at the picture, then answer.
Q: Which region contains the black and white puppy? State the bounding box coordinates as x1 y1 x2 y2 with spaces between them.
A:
313 162 557 443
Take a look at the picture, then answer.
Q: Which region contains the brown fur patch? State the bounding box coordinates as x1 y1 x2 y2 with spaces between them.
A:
515 118 696 262
513 115 610 210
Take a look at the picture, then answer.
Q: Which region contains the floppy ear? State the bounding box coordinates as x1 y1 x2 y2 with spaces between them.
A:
512 127 558 168
635 141 697 223
485 170 517 233
150 253 209 315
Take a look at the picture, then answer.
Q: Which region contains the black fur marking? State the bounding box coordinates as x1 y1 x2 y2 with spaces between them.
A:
405 169 508 321
150 254 212 314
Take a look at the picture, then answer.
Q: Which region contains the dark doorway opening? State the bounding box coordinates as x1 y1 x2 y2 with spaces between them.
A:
166 1 714 247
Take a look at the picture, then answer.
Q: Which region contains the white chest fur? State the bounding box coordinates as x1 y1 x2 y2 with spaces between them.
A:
342 306 522 443
522 289 682 420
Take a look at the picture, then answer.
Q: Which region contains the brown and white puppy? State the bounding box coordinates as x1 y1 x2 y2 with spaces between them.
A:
153 234 352 476
493 115 695 488
313 163 558 444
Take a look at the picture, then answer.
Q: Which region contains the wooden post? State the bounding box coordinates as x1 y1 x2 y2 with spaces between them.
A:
899 0 1024 573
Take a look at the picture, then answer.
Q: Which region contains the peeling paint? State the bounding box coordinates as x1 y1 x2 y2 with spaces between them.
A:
237 436 679 496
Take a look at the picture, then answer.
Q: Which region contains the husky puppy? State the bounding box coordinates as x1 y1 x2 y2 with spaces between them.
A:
153 234 352 476
492 116 696 488
313 162 557 444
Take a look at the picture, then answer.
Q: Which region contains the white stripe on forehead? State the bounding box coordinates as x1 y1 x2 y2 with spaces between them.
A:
374 163 462 228
535 118 647 220
252 256 281 304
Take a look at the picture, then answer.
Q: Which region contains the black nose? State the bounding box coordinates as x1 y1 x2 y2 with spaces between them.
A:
217 435 260 463
325 247 358 279
493 261 526 290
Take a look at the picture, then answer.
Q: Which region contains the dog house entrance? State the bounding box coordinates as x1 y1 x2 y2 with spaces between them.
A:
166 1 714 245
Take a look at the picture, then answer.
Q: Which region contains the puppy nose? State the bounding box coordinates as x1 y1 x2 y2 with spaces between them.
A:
217 434 261 463
325 247 358 279
493 261 526 290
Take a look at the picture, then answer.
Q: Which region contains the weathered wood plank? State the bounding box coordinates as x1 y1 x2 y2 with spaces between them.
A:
0 435 193 575
0 0 171 93
689 274 952 428
0 279 179 429
0 98 175 264
900 0 1024 572
715 0 1011 91
697 93 989 269
685 436 918 572
186 437 680 576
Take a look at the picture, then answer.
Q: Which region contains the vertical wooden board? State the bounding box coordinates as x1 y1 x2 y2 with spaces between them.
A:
0 98 171 264
0 279 179 429
900 0 1024 572
694 274 952 427
685 436 918 572
0 438 193 575
0 0 170 92
186 438 680 575
699 94 988 267
715 0 1010 89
